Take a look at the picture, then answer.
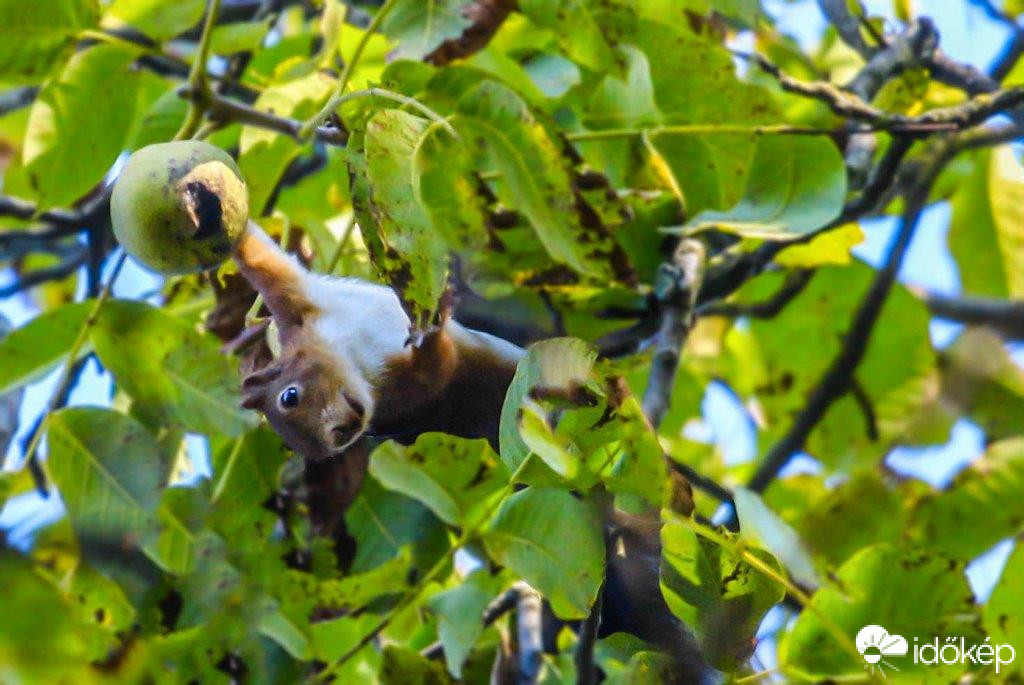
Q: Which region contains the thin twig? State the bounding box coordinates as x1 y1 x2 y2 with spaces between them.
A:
21 254 128 488
175 0 224 140
740 136 963 498
303 0 401 136
0 248 89 298
697 270 813 319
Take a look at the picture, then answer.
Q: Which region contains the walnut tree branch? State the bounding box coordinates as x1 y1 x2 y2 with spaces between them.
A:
924 292 1024 340
425 0 517 66
641 240 706 429
749 53 1024 130
739 134 966 500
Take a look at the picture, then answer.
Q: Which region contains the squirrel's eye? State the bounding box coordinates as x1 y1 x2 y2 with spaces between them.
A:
279 386 300 409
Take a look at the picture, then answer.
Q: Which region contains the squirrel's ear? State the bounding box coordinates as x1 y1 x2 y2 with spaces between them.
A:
241 361 282 408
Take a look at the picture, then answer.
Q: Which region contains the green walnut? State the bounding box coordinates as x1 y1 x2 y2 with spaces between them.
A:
111 141 249 275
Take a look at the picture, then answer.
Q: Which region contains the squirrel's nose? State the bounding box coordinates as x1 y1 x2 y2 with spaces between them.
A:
326 419 360 450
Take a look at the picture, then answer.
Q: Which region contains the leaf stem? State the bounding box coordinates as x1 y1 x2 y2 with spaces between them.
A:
679 515 874 682
174 0 223 141
301 0 401 137
309 87 458 139
22 253 128 472
325 213 357 274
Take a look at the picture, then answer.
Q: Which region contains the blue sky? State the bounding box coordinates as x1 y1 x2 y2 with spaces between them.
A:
1 0 1021 643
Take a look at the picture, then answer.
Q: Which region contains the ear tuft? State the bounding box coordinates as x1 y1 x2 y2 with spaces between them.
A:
240 391 264 410
242 362 282 389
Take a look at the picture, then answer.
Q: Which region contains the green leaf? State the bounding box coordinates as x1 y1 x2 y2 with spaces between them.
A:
370 434 506 527
733 487 817 588
381 645 456 684
518 400 581 479
795 470 906 566
454 80 625 280
499 338 596 474
316 551 416 611
594 393 667 509
104 0 204 41
0 0 98 84
412 121 488 250
483 486 604 619
584 45 660 130
345 477 450 574
210 18 271 55
949 146 1024 298
659 513 784 670
130 87 189 150
209 428 289 533
23 44 140 208
622 18 780 215
744 264 938 468
685 136 847 238
908 438 1024 559
359 109 451 329
47 408 162 552
984 543 1024 676
427 570 505 678
939 327 1024 440
0 469 36 511
0 551 92 682
381 0 474 61
90 300 252 437
518 0 614 72
0 301 91 394
239 71 335 214
779 544 979 681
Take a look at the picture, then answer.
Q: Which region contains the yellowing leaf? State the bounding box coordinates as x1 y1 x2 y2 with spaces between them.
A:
775 223 864 267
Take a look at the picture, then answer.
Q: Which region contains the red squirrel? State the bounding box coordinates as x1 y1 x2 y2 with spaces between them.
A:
230 222 711 681
232 220 524 460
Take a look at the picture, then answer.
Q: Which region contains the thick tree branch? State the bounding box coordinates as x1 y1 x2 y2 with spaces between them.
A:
516 584 543 685
199 88 349 145
641 240 706 429
842 19 937 186
924 292 1024 340
751 53 1024 130
846 18 937 100
817 0 875 57
425 0 517 66
574 580 604 685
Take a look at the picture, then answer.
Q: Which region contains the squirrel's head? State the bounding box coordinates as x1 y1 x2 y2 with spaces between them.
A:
240 342 372 460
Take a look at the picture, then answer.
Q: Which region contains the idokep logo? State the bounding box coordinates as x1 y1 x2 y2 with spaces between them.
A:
856 624 1017 677
856 625 908 676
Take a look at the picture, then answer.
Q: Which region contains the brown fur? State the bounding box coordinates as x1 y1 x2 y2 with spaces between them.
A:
232 222 521 459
